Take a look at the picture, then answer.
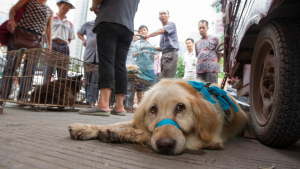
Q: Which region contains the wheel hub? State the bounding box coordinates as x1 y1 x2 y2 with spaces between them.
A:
259 47 276 123
262 74 275 98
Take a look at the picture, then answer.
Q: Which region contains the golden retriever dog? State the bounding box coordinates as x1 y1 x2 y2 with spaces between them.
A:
69 79 248 155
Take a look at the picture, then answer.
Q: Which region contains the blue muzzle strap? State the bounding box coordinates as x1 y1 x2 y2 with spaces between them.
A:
187 81 239 112
156 119 180 130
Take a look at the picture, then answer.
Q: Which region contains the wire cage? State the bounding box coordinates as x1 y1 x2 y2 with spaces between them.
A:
0 48 99 111
111 38 159 111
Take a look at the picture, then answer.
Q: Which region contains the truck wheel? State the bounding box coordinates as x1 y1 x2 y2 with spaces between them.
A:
250 18 300 147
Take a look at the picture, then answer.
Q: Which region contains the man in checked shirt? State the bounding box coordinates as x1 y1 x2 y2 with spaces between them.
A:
195 19 222 84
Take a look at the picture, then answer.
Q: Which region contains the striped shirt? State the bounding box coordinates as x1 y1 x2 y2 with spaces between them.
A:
52 14 75 44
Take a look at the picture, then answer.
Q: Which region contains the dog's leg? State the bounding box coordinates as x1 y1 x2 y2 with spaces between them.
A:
69 122 133 140
69 121 137 141
103 127 151 145
96 121 151 145
97 121 133 142
69 123 102 140
69 121 151 145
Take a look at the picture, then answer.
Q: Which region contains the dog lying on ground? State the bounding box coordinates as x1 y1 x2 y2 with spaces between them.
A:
69 79 248 155
30 75 83 107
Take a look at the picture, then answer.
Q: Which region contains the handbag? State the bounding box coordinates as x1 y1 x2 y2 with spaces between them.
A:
0 3 27 47
10 27 43 50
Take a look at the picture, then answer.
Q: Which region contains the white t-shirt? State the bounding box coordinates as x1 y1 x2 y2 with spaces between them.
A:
182 51 197 80
52 14 75 44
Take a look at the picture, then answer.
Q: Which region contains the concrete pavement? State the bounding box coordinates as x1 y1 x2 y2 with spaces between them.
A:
0 104 299 169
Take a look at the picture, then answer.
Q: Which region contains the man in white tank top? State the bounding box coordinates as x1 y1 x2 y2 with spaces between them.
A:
183 38 197 80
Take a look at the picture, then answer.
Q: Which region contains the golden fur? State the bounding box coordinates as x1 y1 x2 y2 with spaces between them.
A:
69 79 248 155
126 65 140 72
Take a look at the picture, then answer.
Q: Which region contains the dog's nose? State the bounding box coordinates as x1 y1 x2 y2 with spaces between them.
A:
156 138 176 154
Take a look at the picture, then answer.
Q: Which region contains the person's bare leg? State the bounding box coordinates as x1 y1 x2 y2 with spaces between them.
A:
137 91 144 104
133 92 138 108
97 88 111 112
114 94 125 112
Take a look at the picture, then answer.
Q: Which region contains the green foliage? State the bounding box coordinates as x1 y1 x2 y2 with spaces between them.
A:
218 36 225 78
174 55 225 79
221 34 224 43
70 65 80 72
218 57 225 78
175 57 185 78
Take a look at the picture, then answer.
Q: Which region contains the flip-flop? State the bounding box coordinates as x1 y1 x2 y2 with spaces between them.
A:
79 106 110 116
110 109 126 116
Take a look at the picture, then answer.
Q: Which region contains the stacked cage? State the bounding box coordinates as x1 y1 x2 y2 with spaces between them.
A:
0 48 99 111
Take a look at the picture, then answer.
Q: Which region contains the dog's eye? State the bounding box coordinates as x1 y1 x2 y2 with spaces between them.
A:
150 105 157 114
175 104 185 113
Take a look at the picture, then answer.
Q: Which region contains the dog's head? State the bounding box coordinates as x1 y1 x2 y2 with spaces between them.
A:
133 79 220 155
58 75 83 94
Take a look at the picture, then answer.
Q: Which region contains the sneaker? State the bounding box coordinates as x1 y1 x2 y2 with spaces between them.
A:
79 106 110 116
110 109 126 116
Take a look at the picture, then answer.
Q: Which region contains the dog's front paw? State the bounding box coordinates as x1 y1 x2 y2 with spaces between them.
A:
98 128 109 142
108 129 120 142
69 123 98 140
98 128 120 143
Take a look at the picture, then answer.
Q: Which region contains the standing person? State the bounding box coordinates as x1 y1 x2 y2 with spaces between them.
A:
140 10 179 79
124 30 139 109
79 0 140 116
133 25 158 104
126 30 139 66
77 18 99 107
182 38 197 80
0 0 52 101
195 19 222 84
43 0 75 83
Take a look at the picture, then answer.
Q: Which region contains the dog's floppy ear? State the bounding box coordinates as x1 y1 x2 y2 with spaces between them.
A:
191 94 219 142
133 98 147 129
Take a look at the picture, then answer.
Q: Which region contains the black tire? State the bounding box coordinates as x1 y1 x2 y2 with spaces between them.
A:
249 18 300 147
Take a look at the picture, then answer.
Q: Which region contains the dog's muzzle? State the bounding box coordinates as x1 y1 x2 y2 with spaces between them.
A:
155 119 180 154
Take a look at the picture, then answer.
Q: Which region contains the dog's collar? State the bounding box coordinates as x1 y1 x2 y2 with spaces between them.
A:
156 119 180 130
187 81 239 112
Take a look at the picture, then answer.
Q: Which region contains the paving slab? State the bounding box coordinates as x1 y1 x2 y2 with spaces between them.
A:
0 104 299 169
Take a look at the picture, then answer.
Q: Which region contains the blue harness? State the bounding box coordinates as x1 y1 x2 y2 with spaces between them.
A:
188 81 239 127
187 81 239 112
156 81 239 129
